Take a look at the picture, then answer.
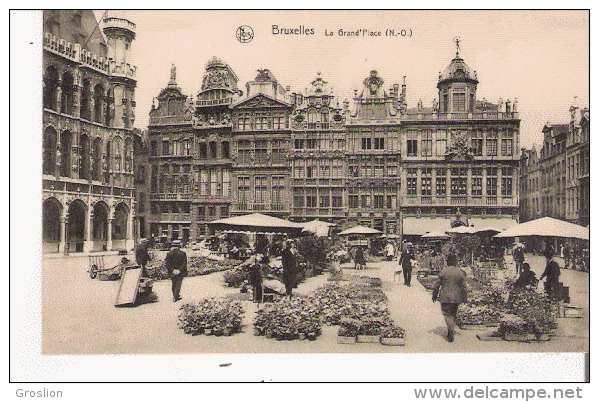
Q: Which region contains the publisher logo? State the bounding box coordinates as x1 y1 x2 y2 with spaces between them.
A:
236 25 254 43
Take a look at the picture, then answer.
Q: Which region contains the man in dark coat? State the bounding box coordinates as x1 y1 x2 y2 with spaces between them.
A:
540 248 561 299
513 245 525 275
513 262 537 289
165 243 187 302
398 243 415 286
281 240 297 297
135 238 151 277
432 252 468 342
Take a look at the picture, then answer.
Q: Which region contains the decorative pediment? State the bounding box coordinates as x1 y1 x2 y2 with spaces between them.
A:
445 131 474 161
233 94 291 110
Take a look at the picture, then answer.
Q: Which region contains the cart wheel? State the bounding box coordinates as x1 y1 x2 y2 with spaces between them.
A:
89 264 98 279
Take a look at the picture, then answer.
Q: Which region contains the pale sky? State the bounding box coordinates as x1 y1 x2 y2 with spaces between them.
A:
96 10 589 149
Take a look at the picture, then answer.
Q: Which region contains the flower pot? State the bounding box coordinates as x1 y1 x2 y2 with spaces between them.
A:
537 333 550 342
253 328 262 337
337 336 357 344
214 329 223 337
223 328 232 336
381 336 406 346
298 333 306 340
357 335 380 343
205 328 213 336
308 332 317 341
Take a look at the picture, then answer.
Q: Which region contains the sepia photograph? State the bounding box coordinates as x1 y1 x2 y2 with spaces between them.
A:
11 8 590 385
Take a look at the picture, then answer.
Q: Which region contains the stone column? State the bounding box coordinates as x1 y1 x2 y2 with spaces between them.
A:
62 213 69 255
59 215 67 255
467 167 472 200
126 201 134 250
83 210 93 252
482 167 488 201
107 218 113 251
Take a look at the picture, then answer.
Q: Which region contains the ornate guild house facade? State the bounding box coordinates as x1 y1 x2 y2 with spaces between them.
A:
42 10 138 253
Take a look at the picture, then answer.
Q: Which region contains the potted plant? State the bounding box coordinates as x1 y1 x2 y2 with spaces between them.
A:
380 324 406 346
357 317 383 343
337 318 360 344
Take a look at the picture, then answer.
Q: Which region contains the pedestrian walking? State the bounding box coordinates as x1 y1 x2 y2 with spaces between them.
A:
513 244 525 276
354 246 366 270
135 238 151 277
281 240 297 297
165 242 187 302
248 253 265 303
398 243 415 286
385 242 395 262
540 248 561 299
432 252 468 342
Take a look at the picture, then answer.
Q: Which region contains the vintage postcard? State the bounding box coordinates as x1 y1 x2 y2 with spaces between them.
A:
12 9 590 384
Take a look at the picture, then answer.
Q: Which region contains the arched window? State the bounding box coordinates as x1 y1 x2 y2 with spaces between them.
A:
125 138 133 173
307 109 318 123
221 141 230 159
321 108 329 123
79 134 90 179
104 140 111 183
93 84 104 123
60 130 72 177
105 87 114 126
43 126 58 175
60 72 75 115
209 141 217 158
113 137 122 172
80 79 91 120
43 66 59 111
92 137 102 181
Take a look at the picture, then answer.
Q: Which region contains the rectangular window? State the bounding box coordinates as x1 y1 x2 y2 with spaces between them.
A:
361 137 372 150
183 139 191 156
332 161 343 177
319 195 330 208
348 195 359 209
472 168 483 196
237 176 250 205
162 141 169 156
436 177 447 196
237 141 251 165
172 140 180 156
407 137 418 156
388 165 398 177
293 188 304 208
255 141 268 164
453 93 466 112
502 177 512 196
239 118 250 131
220 206 229 217
273 116 285 130
472 131 483 156
332 193 343 208
255 176 268 204
486 132 498 156
374 137 385 150
373 195 385 209
421 168 432 196
306 195 317 208
198 206 206 219
421 132 432 157
361 194 371 208
450 167 468 196
150 141 158 156
407 178 417 196
501 139 513 156
486 168 498 196
294 139 304 149
199 143 207 159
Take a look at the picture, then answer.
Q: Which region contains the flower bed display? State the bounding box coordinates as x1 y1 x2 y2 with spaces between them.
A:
253 298 322 341
456 285 506 327
146 257 238 280
337 317 360 344
503 288 558 337
417 275 438 291
312 283 388 326
178 297 245 336
380 321 406 346
223 267 248 288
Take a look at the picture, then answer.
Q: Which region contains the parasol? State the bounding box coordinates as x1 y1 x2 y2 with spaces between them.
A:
338 225 383 236
421 230 450 239
446 225 476 234
494 217 589 240
473 227 503 234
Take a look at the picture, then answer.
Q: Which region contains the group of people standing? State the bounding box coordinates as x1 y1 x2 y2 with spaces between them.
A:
247 240 298 303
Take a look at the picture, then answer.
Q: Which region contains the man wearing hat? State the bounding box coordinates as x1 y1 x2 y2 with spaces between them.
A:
281 240 297 297
135 238 151 277
540 247 561 299
398 242 415 286
165 242 188 302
